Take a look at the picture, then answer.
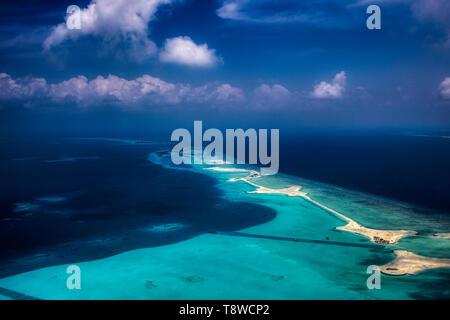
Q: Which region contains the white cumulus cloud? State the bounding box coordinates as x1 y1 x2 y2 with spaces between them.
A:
0 73 48 100
0 73 243 108
186 83 244 103
43 0 172 61
439 77 450 100
252 84 292 108
159 36 220 67
312 71 346 99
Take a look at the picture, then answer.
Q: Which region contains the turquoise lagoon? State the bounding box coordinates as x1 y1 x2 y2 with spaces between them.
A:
0 149 449 300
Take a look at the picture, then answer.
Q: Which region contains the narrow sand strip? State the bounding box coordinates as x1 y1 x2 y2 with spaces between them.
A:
427 233 450 240
248 185 306 197
209 167 417 245
380 250 450 276
205 166 450 275
300 193 417 244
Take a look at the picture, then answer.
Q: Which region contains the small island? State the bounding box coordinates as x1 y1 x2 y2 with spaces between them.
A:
380 250 450 276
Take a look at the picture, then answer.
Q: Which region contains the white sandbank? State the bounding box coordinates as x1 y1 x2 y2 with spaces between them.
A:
380 250 450 276
206 166 417 245
205 166 450 275
301 193 417 244
427 233 450 240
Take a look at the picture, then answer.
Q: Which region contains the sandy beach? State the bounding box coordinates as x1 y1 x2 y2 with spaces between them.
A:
205 166 450 276
209 167 418 244
427 233 450 240
300 194 417 244
380 250 450 276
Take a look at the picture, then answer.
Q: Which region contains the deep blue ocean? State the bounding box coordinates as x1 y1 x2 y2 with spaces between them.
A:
279 133 450 213
1 132 449 278
0 137 275 277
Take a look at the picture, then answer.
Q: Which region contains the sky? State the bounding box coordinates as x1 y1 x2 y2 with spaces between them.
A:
0 0 450 135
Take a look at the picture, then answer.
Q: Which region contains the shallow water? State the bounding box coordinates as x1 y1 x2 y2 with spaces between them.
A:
0 139 449 299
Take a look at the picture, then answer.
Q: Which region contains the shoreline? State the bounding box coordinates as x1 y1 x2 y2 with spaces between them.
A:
380 250 450 276
205 165 450 276
425 233 450 240
207 166 418 245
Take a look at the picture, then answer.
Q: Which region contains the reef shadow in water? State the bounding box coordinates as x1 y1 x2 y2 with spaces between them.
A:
0 140 276 278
